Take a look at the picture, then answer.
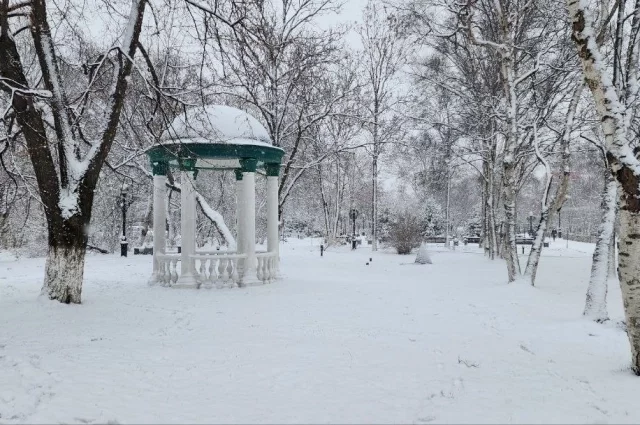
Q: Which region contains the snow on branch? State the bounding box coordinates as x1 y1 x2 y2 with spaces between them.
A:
196 194 236 249
184 0 245 28
567 0 640 174
7 1 31 12
137 164 236 248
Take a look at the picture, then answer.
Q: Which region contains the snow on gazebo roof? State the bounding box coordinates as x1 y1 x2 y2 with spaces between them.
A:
148 104 283 172
161 104 272 147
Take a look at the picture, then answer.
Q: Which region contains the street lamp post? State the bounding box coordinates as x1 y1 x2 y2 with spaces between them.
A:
120 184 129 257
349 208 359 250
558 208 562 239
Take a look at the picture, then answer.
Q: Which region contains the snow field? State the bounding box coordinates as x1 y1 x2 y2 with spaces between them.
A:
0 239 637 424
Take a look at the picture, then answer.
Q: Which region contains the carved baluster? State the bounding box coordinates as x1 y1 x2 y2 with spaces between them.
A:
218 258 228 286
231 258 239 286
215 258 225 289
267 257 274 283
260 257 266 283
159 260 167 286
200 258 210 289
256 257 262 282
199 259 206 284
171 259 179 284
224 258 234 288
262 257 268 283
207 257 215 288
163 259 171 286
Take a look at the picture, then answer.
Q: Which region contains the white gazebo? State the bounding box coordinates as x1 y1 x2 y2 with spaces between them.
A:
146 105 284 288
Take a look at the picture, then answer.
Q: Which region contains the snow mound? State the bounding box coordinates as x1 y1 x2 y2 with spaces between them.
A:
415 243 432 264
161 105 271 146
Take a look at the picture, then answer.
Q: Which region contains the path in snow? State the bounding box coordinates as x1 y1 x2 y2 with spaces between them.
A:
0 240 636 424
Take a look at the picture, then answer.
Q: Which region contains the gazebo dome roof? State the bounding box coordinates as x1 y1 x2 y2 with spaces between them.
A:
148 104 283 173
161 104 272 146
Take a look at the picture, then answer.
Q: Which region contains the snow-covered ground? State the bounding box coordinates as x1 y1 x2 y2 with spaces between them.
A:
0 239 637 424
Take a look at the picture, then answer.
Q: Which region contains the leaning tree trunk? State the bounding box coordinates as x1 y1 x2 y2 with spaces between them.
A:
524 85 581 287
584 172 616 322
524 208 550 285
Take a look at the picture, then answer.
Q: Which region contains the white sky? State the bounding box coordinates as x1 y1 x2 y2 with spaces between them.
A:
312 0 369 48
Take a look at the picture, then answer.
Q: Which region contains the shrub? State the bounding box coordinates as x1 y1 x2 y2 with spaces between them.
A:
389 211 422 254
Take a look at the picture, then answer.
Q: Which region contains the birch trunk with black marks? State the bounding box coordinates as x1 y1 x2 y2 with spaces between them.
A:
503 158 520 281
486 158 499 260
584 172 617 322
501 34 521 283
568 0 640 372
613 162 640 371
609 227 617 279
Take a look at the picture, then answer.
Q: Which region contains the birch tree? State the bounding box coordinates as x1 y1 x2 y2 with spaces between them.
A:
567 0 640 373
523 82 585 286
455 0 580 283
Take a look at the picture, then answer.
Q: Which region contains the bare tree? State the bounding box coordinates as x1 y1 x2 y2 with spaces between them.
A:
191 0 350 221
358 0 408 252
0 0 148 303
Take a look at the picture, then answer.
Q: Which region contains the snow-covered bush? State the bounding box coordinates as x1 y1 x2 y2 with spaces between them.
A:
377 208 393 243
421 199 445 237
389 211 422 255
415 243 432 264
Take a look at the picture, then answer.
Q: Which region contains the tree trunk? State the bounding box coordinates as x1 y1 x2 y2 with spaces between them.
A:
524 207 550 285
445 170 451 249
372 152 378 251
41 216 88 304
480 171 487 254
318 165 331 239
608 226 617 279
584 172 616 322
488 204 497 260
503 161 520 282
614 163 640 373
371 100 379 252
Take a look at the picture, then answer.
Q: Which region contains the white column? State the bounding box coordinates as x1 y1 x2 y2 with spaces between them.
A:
235 170 245 256
175 170 198 288
150 172 167 284
267 174 279 262
242 167 257 277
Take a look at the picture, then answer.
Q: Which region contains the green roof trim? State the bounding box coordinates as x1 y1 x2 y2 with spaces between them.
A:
147 142 285 175
151 161 169 176
239 158 258 173
265 163 280 177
